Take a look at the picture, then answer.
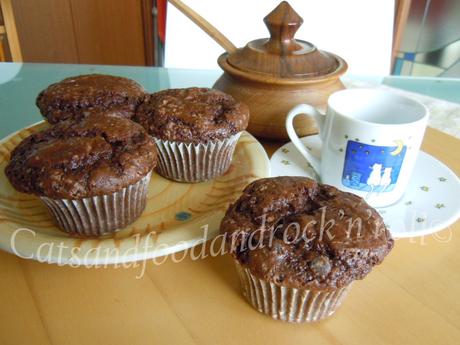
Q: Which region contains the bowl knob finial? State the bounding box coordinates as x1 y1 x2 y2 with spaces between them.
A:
263 1 304 52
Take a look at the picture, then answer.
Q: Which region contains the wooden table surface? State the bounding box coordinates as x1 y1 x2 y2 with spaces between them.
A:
0 127 459 345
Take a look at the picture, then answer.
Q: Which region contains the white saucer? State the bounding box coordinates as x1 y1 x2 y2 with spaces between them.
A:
270 135 460 238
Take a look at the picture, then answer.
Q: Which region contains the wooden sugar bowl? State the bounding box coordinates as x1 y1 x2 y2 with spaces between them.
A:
213 1 347 141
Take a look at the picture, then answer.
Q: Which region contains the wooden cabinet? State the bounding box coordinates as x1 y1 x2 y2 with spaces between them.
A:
5 0 154 65
0 0 22 62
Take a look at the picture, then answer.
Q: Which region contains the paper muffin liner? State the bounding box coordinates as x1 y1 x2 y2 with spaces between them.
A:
234 261 351 323
40 171 152 237
153 133 241 183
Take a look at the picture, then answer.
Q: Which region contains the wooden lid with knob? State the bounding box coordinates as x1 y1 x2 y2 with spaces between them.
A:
225 1 345 79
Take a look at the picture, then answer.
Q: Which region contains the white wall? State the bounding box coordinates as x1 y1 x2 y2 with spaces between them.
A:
165 0 395 76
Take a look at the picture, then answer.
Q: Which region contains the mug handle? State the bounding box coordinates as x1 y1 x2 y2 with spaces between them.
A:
285 104 326 176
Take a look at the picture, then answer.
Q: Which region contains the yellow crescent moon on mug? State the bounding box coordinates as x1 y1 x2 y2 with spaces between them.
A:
390 140 404 156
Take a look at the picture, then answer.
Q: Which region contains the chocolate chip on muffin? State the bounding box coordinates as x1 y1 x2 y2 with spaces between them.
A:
6 112 157 199
134 87 249 144
36 74 146 124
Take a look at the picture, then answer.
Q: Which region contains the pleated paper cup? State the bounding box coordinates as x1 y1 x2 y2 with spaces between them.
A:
234 261 351 323
40 171 152 237
153 133 241 183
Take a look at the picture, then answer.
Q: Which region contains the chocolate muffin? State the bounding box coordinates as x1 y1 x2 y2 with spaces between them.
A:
135 87 249 143
220 176 394 322
134 87 249 182
36 74 145 124
6 113 157 236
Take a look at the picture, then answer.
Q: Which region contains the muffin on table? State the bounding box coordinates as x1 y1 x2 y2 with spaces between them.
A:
220 176 394 323
134 87 249 183
5 113 157 236
36 74 145 124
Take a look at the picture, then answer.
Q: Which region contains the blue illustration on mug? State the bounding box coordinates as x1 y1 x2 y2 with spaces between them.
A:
342 140 406 193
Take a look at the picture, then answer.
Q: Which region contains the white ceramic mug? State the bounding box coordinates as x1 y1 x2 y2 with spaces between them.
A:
286 88 429 207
